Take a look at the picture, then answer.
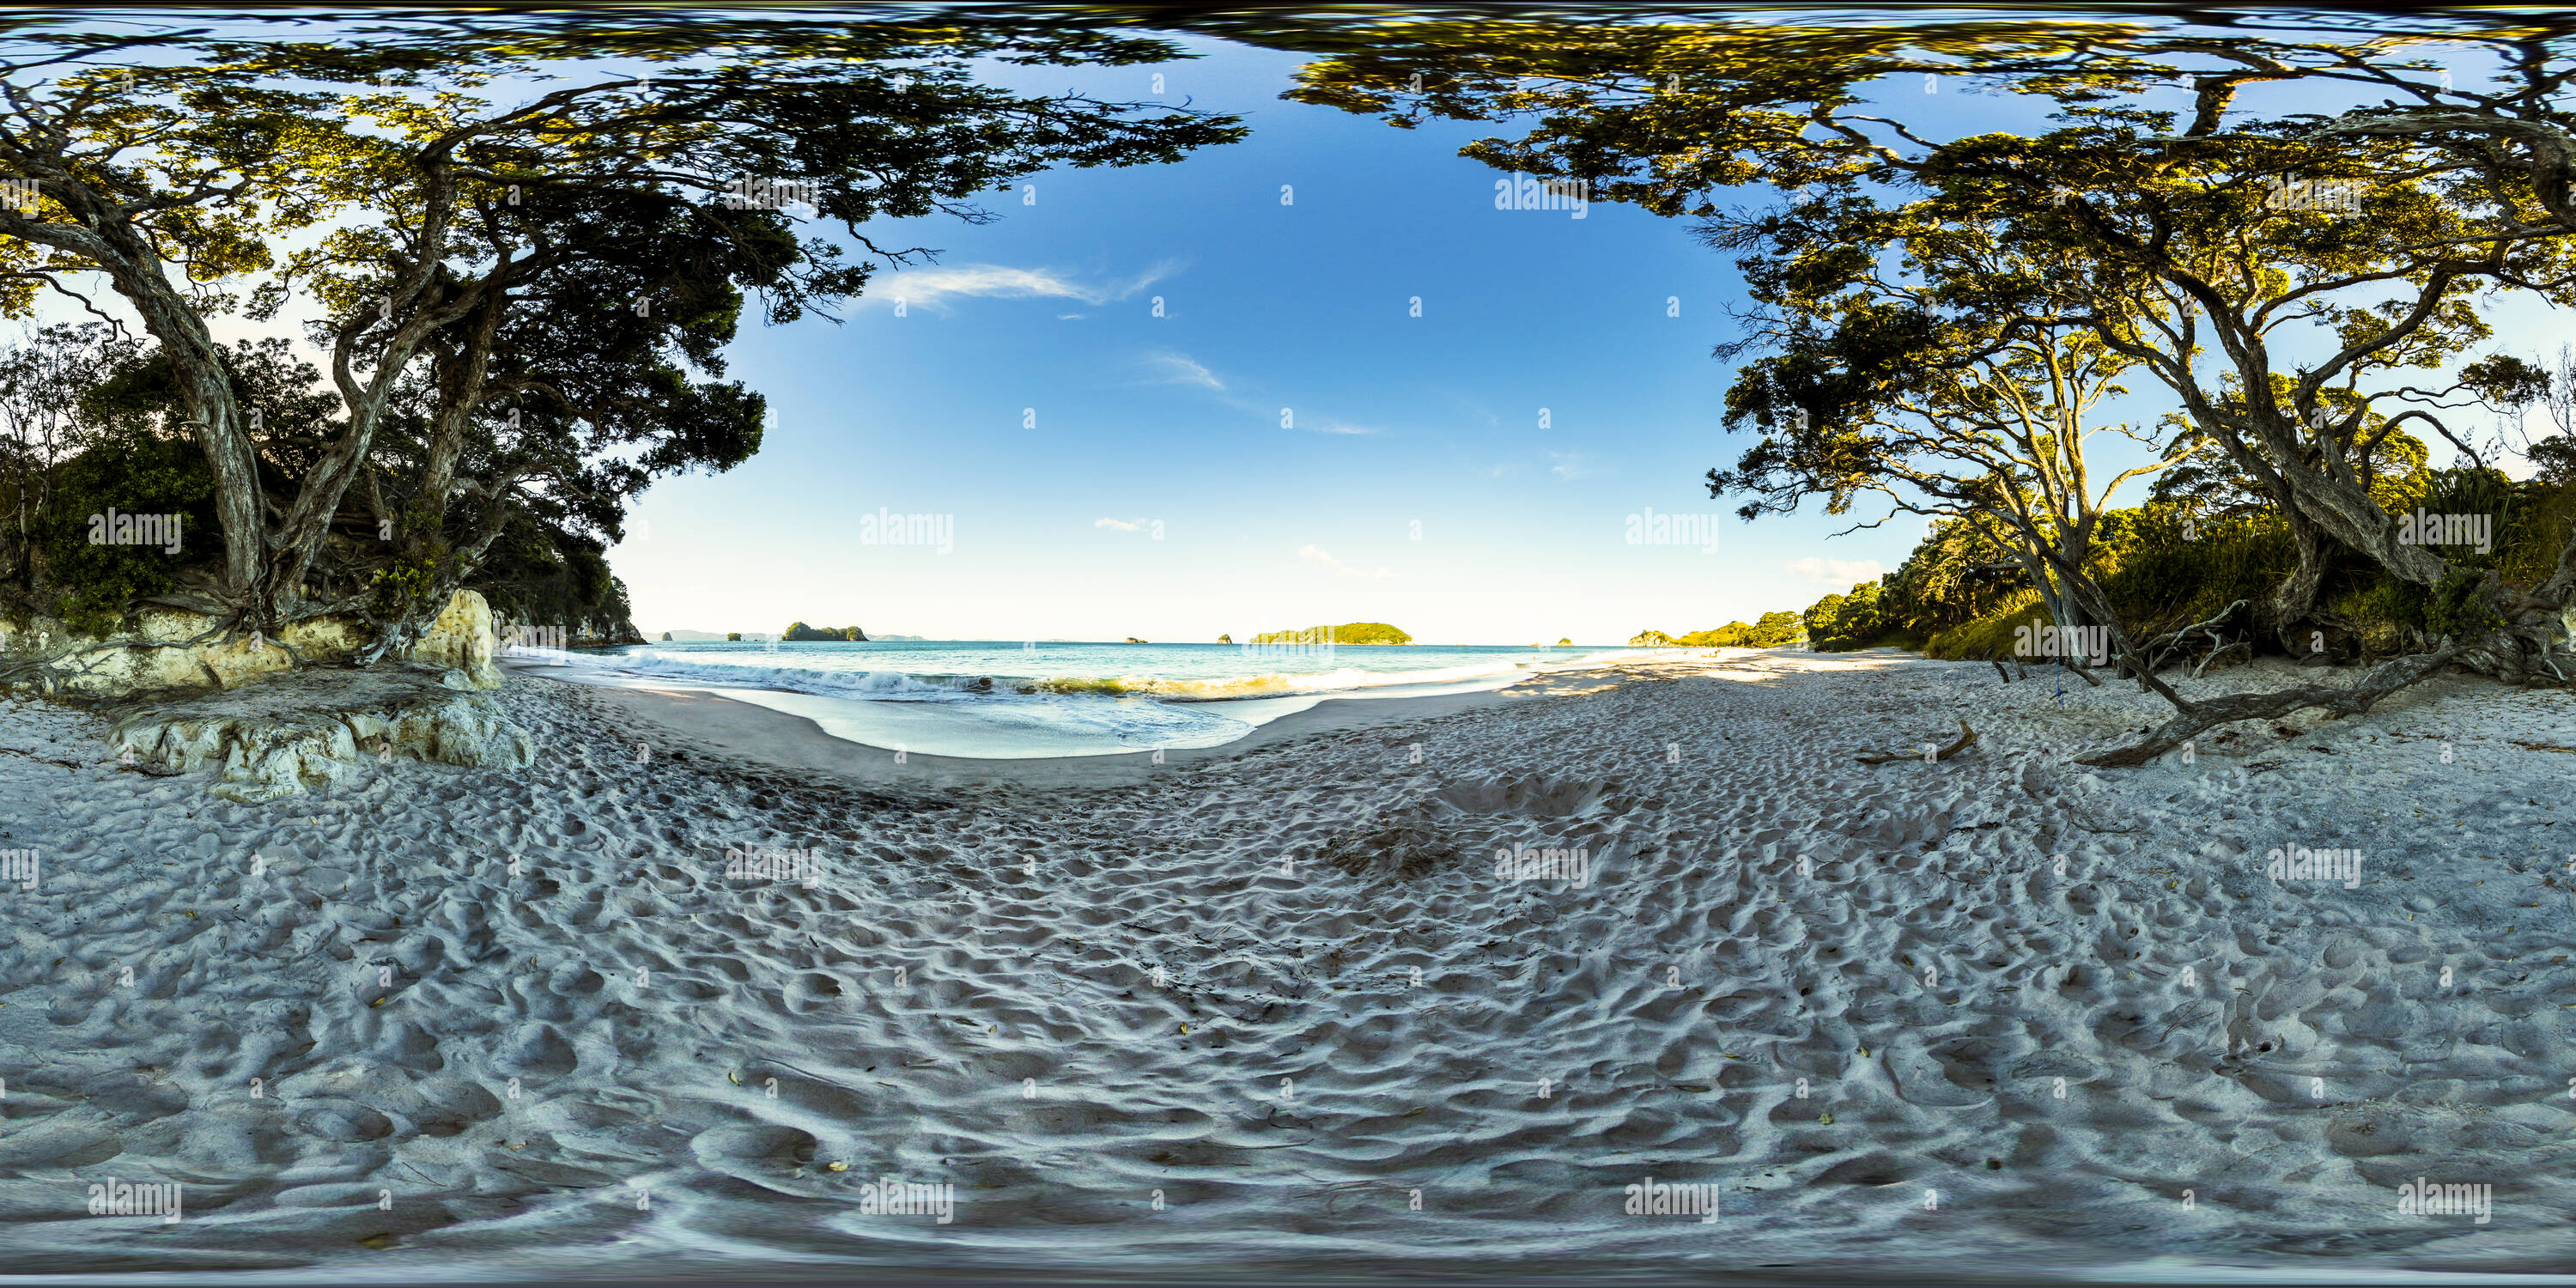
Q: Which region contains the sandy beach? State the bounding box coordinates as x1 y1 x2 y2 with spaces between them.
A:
3 648 2573 1280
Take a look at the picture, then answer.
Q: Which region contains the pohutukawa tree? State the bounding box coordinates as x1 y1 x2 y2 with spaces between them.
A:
1272 14 2576 763
0 15 1244 658
1704 195 2180 683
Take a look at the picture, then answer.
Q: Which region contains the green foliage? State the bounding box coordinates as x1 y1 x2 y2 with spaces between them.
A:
1252 622 1411 645
2426 568 2497 641
1810 580 1885 651
39 428 220 637
1800 592 1844 643
1632 611 1805 648
1926 591 2047 661
467 512 639 642
781 622 866 641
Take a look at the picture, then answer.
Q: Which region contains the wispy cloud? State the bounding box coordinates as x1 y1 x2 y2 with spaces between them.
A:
1298 544 1392 580
1133 349 1380 435
1094 517 1144 532
1548 451 1601 480
1789 556 1886 586
1140 349 1224 392
875 260 1176 313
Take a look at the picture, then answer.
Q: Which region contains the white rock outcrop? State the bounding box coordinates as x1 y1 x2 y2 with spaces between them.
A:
2 588 504 697
106 662 536 802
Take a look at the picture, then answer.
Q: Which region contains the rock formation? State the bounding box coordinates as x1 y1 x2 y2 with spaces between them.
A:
781 623 868 641
2 587 504 699
106 662 536 802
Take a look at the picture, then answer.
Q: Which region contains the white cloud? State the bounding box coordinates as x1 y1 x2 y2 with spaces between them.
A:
1548 451 1600 480
1094 518 1144 532
1297 544 1393 580
1141 350 1224 391
1308 419 1376 436
1789 556 1886 586
875 260 1176 313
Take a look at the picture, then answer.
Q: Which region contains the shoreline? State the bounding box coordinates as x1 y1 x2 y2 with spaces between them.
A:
507 641 1668 762
523 662 1588 790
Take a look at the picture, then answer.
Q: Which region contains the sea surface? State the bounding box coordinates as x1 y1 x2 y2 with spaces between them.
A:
529 639 1662 757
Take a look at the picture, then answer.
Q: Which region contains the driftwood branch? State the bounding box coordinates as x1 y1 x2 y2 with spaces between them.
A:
2193 640 2252 679
2139 599 2248 675
1857 718 1978 765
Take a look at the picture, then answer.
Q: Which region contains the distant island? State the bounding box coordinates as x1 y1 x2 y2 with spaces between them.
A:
1631 612 1802 648
1250 622 1412 646
1124 636 1148 643
782 622 868 641
1216 633 1232 644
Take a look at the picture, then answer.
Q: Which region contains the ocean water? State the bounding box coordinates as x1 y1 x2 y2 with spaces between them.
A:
530 639 1661 758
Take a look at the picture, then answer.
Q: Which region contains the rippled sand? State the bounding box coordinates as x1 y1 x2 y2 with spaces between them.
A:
2 650 2573 1279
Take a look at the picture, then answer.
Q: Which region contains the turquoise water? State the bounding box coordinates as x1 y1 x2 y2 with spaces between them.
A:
533 639 1659 758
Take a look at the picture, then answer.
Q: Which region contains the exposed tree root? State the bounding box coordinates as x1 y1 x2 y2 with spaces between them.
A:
2138 599 2247 675
2075 647 2461 768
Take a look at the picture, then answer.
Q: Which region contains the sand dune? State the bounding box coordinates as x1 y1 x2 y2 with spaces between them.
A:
0 648 2571 1278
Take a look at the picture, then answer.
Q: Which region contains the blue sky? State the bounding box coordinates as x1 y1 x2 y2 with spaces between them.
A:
612 37 1911 643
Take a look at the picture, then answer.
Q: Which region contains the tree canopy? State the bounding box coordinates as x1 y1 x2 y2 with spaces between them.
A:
0 13 1243 655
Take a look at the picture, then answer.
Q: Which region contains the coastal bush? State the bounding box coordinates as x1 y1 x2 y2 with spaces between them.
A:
1796 474 2576 665
781 622 866 641
471 513 642 645
1631 610 1805 648
1251 622 1411 645
39 428 221 638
